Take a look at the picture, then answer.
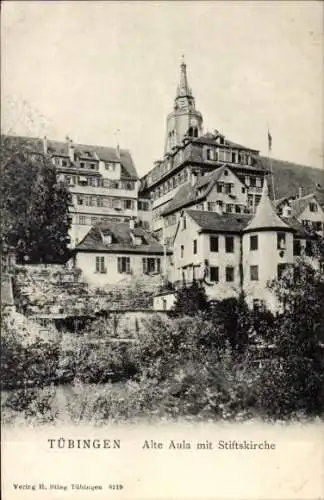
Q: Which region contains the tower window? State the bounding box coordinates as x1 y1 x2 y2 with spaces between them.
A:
277 232 286 250
250 235 258 251
250 265 259 281
193 239 197 254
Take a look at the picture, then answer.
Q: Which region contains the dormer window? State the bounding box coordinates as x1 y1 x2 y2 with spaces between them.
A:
309 202 318 212
134 236 142 246
102 234 112 245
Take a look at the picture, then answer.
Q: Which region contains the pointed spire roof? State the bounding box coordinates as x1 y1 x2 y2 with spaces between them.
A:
176 55 192 98
244 181 293 233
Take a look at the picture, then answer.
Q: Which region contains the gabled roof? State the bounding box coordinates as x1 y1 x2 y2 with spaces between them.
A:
186 210 252 233
3 135 138 180
255 155 324 200
244 182 293 233
75 222 170 255
162 165 242 216
289 194 323 218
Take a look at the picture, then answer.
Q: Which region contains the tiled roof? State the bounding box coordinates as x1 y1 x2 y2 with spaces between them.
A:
255 155 323 200
289 194 317 218
282 217 317 239
186 210 252 233
75 222 169 254
244 182 292 233
3 135 138 180
192 133 259 152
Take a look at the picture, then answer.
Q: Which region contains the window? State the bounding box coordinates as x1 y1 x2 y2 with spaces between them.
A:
250 265 259 281
250 177 256 187
180 245 184 258
255 195 261 206
80 162 85 168
117 257 131 274
182 216 186 230
293 239 301 256
225 236 234 252
225 266 234 282
206 149 214 160
138 200 149 211
225 183 232 194
235 205 241 214
309 203 318 212
226 204 233 213
193 239 197 254
124 199 133 210
314 221 322 232
277 232 286 250
62 159 67 167
209 266 219 282
217 183 223 193
241 187 245 193
250 235 258 251
143 258 161 274
77 196 84 205
210 236 219 252
91 217 98 225
231 152 237 163
79 216 86 225
207 202 216 212
95 256 106 273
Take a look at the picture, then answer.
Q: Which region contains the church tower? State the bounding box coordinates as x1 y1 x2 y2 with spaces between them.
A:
164 57 203 154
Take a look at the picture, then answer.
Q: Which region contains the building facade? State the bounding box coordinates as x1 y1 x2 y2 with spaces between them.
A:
155 182 319 312
72 220 172 287
4 135 139 248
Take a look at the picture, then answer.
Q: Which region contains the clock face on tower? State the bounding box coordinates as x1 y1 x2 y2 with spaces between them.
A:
190 117 198 127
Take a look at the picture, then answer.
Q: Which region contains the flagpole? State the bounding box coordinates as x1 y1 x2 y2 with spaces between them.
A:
267 124 276 201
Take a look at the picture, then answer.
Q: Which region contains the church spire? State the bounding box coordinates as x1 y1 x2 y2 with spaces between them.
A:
176 55 192 98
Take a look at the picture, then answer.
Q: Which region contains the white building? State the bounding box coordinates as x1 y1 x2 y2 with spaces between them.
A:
72 220 172 288
154 182 319 312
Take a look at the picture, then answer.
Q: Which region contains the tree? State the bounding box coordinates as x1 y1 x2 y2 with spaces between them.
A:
258 259 324 417
1 135 72 263
210 293 252 355
171 281 210 317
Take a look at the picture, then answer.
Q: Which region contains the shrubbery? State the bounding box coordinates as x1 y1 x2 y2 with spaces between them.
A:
2 260 324 423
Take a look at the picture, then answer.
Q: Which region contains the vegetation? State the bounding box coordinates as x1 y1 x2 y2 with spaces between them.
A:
1 135 71 263
1 258 323 425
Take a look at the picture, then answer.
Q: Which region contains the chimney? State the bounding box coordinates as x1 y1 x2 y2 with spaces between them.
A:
298 187 303 198
43 136 48 154
67 138 75 162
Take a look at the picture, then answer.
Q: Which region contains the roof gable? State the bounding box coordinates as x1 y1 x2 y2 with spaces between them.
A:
75 222 168 254
3 135 138 180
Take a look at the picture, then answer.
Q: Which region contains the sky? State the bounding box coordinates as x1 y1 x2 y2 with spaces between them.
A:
2 1 323 177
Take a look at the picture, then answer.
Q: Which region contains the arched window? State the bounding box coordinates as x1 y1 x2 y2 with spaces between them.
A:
194 127 198 137
188 127 193 137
